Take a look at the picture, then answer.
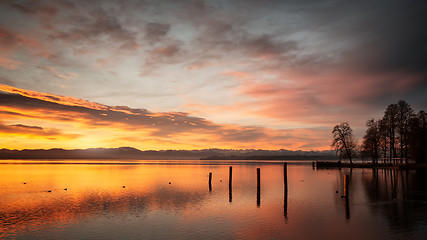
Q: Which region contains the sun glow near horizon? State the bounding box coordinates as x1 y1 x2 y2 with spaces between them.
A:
0 84 331 151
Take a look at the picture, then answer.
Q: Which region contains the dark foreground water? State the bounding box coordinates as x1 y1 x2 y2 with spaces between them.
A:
1 160 427 239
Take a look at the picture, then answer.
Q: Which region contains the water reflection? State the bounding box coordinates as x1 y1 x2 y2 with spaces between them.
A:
1 161 427 239
361 168 427 235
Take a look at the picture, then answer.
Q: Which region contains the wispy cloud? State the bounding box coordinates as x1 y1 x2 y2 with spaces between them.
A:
0 122 80 140
0 56 22 70
38 66 78 80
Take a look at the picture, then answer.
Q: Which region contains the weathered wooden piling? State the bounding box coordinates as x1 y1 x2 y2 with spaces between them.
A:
209 172 212 192
229 166 232 188
312 161 315 168
284 163 288 196
284 162 288 218
257 168 261 206
229 166 232 202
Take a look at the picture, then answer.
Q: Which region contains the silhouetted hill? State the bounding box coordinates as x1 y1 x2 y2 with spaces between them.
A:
0 147 338 160
200 155 338 160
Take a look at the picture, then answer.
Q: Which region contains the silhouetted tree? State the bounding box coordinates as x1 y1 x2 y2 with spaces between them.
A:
332 122 357 164
383 104 399 164
378 118 389 163
362 119 380 164
396 100 414 164
358 100 426 165
408 111 427 163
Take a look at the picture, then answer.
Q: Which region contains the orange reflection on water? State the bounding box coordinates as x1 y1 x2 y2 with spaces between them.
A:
1 161 426 239
0 161 283 236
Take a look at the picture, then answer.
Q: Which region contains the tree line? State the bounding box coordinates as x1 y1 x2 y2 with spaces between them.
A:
332 100 427 165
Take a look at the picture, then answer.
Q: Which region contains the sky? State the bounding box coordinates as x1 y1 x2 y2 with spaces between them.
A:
0 0 426 151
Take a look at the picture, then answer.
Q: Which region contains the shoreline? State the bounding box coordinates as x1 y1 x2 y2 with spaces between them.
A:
316 161 427 169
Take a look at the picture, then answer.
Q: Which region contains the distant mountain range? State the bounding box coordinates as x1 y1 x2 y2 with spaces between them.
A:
0 147 338 160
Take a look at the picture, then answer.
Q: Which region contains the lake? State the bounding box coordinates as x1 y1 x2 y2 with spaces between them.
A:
1 160 427 239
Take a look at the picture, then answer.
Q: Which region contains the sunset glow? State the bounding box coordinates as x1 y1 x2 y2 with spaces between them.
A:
1 84 332 150
0 0 426 151
2 2 427 239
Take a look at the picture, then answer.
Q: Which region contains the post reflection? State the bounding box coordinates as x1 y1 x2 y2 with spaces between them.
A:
345 196 350 219
361 167 427 231
229 184 232 202
343 174 351 219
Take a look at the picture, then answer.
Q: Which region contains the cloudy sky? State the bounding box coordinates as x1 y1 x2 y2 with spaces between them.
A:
0 0 426 150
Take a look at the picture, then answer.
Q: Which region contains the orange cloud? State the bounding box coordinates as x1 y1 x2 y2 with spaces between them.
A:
38 66 78 80
0 84 331 150
0 84 137 115
0 123 80 140
0 56 22 70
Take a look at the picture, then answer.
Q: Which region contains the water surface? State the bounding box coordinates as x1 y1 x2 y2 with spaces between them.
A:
1 160 427 239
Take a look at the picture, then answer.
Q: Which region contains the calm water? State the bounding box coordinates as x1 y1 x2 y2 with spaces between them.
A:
1 160 427 239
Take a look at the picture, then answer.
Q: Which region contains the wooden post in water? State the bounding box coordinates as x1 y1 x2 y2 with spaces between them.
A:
343 174 350 218
209 172 212 192
284 163 288 197
257 168 261 207
228 166 233 202
229 166 232 189
229 166 232 202
312 161 315 169
283 162 288 218
343 174 349 198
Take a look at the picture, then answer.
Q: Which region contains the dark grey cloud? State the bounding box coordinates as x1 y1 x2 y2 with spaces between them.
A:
144 22 170 44
3 0 426 74
181 0 427 76
11 124 43 130
0 122 79 138
141 42 183 75
49 8 138 51
0 0 46 15
1 1 139 52
240 34 298 60
321 0 427 74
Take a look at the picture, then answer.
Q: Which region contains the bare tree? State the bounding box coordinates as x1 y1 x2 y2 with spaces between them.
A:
396 100 414 164
383 104 398 163
378 118 389 163
362 119 380 164
408 110 427 163
332 122 357 164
